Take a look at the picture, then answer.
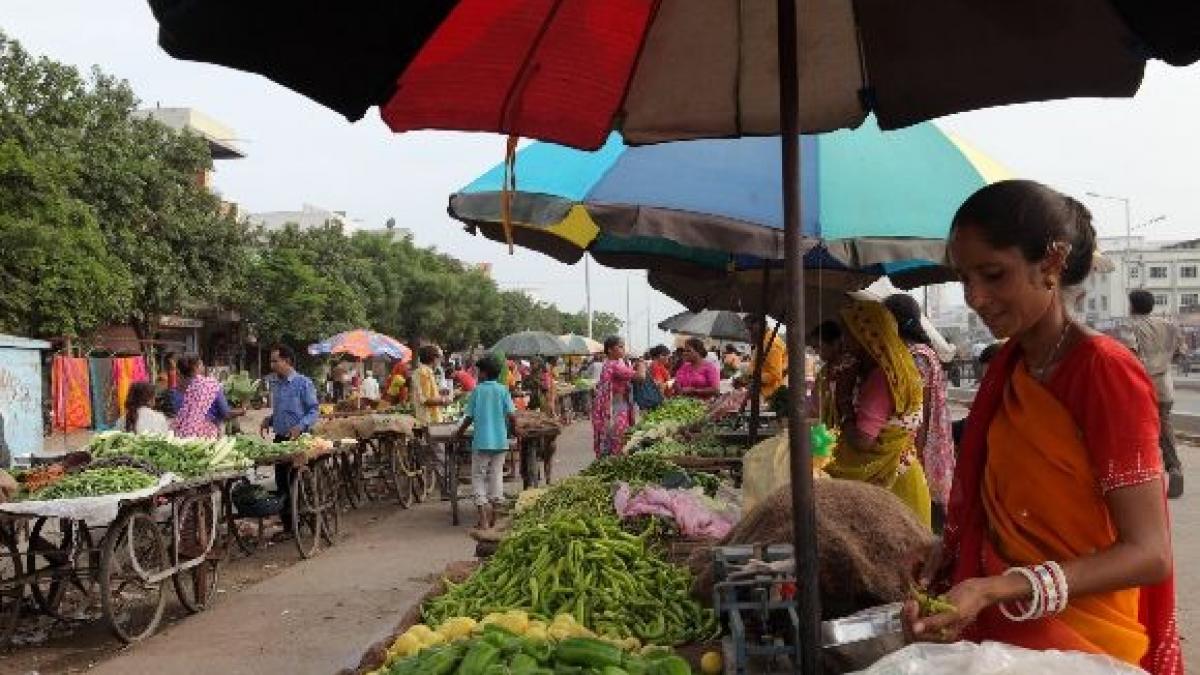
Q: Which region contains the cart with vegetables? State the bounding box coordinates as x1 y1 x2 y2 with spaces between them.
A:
222 433 351 559
0 458 244 645
314 412 423 510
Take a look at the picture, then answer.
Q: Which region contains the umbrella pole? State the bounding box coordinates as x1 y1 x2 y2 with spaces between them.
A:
778 0 821 673
748 265 770 442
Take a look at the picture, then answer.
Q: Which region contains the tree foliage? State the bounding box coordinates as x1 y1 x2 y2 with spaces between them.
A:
0 31 249 342
0 32 620 353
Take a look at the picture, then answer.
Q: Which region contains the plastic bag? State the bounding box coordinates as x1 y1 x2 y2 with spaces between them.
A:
851 641 1147 675
741 431 793 513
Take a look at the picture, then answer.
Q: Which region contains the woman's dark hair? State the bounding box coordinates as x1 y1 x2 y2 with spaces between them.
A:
724 344 738 354
684 337 707 356
545 356 558 366
476 354 502 381
883 294 932 346
603 336 623 356
810 320 842 344
951 179 1097 287
1129 289 1155 316
978 342 1003 365
648 345 670 359
125 382 157 432
418 345 440 364
271 343 296 364
177 354 202 379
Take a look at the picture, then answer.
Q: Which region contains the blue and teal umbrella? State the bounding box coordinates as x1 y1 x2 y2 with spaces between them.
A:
450 118 1010 282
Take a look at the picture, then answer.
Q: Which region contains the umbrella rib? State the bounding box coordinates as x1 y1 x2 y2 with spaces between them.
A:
498 0 567 133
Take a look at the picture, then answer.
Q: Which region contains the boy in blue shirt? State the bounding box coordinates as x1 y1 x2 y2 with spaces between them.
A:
453 355 516 530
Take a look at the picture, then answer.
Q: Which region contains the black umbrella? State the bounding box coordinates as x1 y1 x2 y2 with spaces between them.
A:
490 331 570 358
658 310 751 344
147 0 457 121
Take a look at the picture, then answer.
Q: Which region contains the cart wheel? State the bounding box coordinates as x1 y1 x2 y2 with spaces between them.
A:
27 517 95 618
409 440 431 503
420 444 438 501
290 465 322 559
386 439 415 509
316 459 340 546
448 442 461 526
0 526 22 647
173 493 222 613
99 510 168 643
353 445 370 504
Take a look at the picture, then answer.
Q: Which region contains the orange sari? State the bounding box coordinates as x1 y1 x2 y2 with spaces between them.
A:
942 337 1181 674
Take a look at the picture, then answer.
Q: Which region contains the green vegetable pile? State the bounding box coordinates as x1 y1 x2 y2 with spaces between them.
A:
582 454 719 497
89 432 252 477
383 628 692 675
232 435 300 462
511 476 614 531
638 427 739 459
424 516 718 646
222 371 258 407
32 467 157 500
630 399 706 435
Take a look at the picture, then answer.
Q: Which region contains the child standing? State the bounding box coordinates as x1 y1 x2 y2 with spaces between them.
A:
453 355 516 530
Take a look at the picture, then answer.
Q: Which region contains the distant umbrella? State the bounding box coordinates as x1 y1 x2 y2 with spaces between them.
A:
559 334 603 356
658 311 750 343
490 331 571 358
308 329 410 361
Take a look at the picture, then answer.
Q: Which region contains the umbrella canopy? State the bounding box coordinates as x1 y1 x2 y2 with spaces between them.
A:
450 120 1009 279
307 330 411 361
149 2 1197 148
490 331 571 358
559 334 603 356
658 311 751 343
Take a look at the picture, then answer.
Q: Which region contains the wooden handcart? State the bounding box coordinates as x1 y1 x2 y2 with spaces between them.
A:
0 470 241 645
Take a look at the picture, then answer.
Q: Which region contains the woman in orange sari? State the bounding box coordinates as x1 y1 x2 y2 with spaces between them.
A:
907 180 1181 674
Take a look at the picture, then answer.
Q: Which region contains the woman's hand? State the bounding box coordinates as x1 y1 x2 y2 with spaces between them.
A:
906 576 998 643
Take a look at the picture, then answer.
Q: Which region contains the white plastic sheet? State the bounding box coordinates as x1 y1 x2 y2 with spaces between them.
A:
851 641 1147 675
0 473 177 525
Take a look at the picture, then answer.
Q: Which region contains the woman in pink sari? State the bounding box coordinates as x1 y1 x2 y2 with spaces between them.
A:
171 355 238 439
591 336 645 458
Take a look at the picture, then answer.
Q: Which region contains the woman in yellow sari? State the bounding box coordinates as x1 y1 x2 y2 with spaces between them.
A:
825 300 932 528
907 180 1180 674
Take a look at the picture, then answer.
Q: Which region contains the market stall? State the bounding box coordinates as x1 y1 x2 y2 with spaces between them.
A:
0 435 254 645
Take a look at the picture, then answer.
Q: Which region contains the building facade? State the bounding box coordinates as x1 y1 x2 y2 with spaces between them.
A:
1082 237 1200 327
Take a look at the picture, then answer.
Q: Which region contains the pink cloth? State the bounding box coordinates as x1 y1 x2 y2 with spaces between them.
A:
673 360 720 396
909 343 955 505
613 482 735 540
172 376 223 438
592 359 637 458
854 369 893 438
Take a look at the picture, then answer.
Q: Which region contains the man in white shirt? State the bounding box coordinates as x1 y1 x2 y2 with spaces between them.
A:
360 372 381 404
1126 289 1184 498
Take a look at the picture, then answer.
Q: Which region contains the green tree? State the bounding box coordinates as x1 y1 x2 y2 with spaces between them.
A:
0 140 131 337
0 31 250 345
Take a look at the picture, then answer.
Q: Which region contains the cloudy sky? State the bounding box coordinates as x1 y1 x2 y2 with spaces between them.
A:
6 3 1199 349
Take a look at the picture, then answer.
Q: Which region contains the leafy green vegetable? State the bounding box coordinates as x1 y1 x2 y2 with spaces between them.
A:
32 467 156 500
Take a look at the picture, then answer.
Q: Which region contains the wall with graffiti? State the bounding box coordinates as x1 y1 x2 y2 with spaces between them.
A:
0 336 50 461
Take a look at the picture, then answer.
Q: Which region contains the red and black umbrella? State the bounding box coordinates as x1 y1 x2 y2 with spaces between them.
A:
150 1 1198 136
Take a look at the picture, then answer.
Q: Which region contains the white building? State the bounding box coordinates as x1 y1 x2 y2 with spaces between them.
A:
1082 237 1200 326
246 204 363 233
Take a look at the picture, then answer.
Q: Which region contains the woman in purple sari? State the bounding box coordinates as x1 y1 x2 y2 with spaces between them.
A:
591 336 645 458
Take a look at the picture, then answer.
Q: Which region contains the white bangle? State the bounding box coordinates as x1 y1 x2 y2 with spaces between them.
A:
1044 560 1069 614
1034 564 1060 615
999 567 1042 622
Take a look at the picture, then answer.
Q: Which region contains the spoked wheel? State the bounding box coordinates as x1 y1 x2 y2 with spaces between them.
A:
172 492 222 613
385 438 415 509
27 517 96 619
99 510 169 643
290 465 321 559
315 459 341 547
0 525 22 646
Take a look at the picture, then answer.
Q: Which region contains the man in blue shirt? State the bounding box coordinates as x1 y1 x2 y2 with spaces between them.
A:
260 344 319 534
261 344 319 441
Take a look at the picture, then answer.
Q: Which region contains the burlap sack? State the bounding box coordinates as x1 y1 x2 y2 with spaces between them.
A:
690 479 933 620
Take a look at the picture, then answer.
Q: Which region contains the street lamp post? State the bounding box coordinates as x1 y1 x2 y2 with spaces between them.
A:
1086 191 1134 317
